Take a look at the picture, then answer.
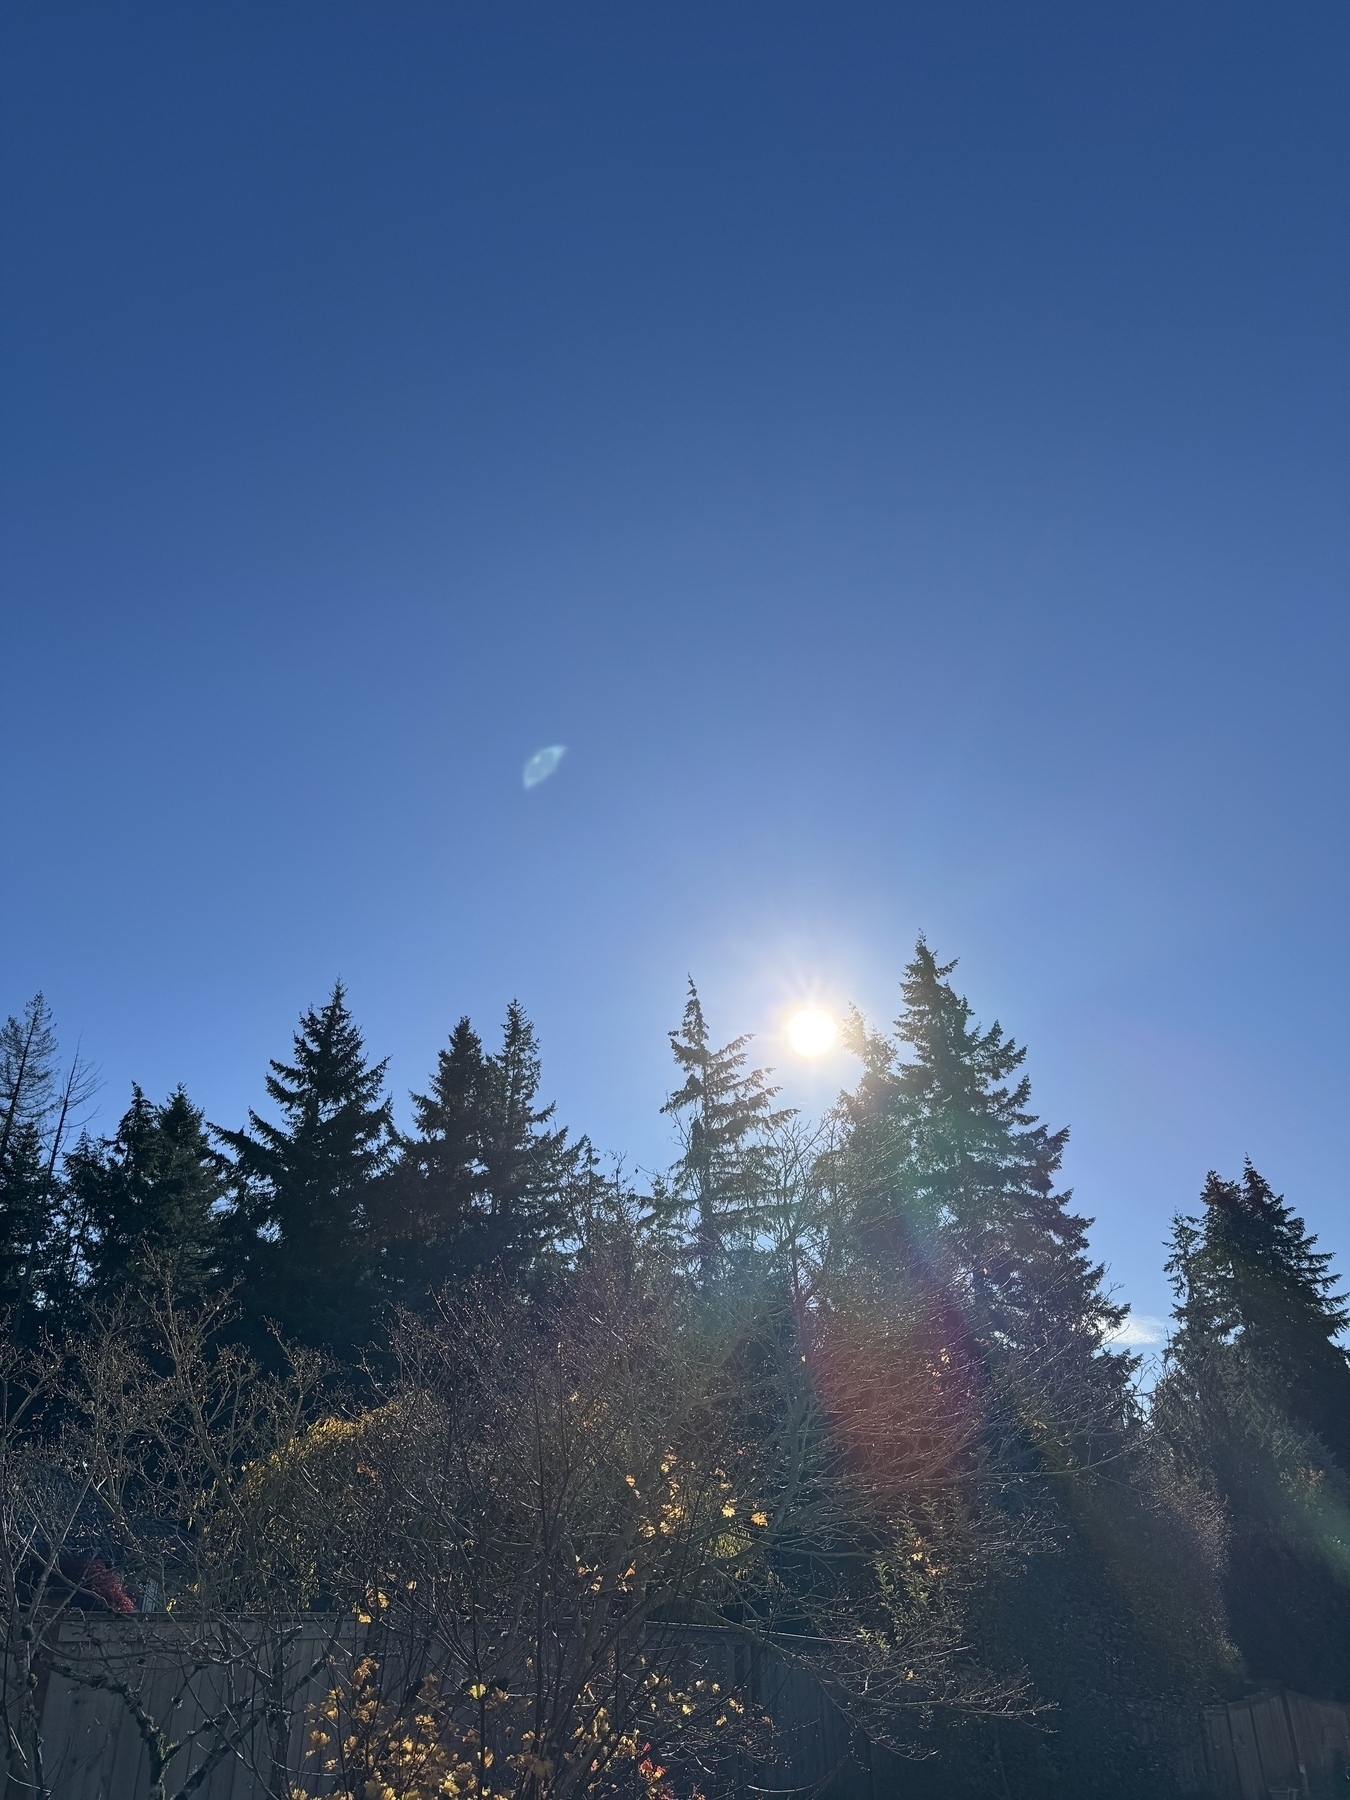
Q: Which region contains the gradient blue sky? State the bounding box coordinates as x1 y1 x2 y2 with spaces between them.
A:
2 2 1346 1344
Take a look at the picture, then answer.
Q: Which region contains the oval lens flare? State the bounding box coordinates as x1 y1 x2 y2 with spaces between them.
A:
787 1008 837 1058
522 745 566 789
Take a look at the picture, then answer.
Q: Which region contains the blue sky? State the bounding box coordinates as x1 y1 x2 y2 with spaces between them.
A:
2 1 1346 1343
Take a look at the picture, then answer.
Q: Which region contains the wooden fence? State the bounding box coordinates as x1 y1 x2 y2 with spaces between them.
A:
1199 1691 1350 1800
3 1619 891 1800
6 1616 355 1800
10 1618 1350 1800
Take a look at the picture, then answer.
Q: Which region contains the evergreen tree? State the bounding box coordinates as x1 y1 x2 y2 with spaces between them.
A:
381 1015 487 1301
838 941 1126 1394
661 980 792 1280
1168 1161 1350 1467
67 1086 226 1301
379 1003 582 1302
477 1000 582 1277
0 995 60 1165
0 996 60 1307
1154 1163 1350 1695
0 994 95 1318
217 983 393 1350
0 1120 53 1311
834 945 1231 1794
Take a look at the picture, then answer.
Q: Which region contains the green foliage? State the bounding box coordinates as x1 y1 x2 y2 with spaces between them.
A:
832 942 1232 1795
216 981 394 1351
1167 1162 1350 1465
67 1085 226 1300
838 942 1127 1389
1155 1164 1350 1697
0 1118 54 1310
0 993 94 1317
661 980 792 1279
375 1001 585 1304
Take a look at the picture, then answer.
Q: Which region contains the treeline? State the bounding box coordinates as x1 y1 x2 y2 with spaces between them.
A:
0 987 587 1351
3 944 1349 1800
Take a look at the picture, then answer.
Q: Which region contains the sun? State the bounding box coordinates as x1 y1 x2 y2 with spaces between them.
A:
787 1008 837 1058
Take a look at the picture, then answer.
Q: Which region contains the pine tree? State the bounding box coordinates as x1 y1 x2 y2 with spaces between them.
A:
838 941 1127 1390
379 1015 487 1302
477 1000 582 1277
1168 1161 1350 1467
1154 1164 1350 1695
0 996 60 1307
0 994 95 1318
217 983 393 1350
0 996 60 1165
0 1120 52 1310
661 980 792 1280
378 1003 582 1302
67 1086 226 1300
831 946 1236 1790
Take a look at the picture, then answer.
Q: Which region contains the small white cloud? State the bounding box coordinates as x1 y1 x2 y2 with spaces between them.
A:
1104 1314 1167 1348
522 745 566 790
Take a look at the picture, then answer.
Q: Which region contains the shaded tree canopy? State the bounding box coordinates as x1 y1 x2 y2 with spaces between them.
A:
1154 1160 1350 1698
375 1000 585 1304
215 981 394 1350
0 993 95 1317
67 1085 226 1300
1166 1160 1350 1465
661 979 792 1280
838 941 1127 1392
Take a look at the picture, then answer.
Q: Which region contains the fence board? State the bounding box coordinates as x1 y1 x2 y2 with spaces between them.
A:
24 1616 1350 1800
1286 1689 1350 1778
1225 1703 1270 1800
29 1615 361 1800
1198 1690 1350 1800
19 1620 883 1800
1248 1694 1298 1792
1201 1707 1243 1799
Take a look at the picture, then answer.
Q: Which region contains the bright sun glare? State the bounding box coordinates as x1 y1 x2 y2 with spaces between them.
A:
787 1008 837 1058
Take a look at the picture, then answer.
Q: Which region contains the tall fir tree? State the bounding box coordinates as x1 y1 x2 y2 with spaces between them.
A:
834 945 1232 1795
380 1015 486 1302
0 996 59 1164
67 1086 226 1301
377 1003 582 1302
476 1000 582 1278
661 980 792 1280
0 994 95 1319
0 1120 52 1312
217 983 393 1351
838 941 1126 1393
1154 1163 1350 1696
0 996 60 1308
1166 1161 1350 1467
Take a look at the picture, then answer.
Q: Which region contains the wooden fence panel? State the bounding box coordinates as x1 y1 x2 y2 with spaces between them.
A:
21 1621 881 1800
31 1615 359 1800
1285 1690 1350 1781
1225 1703 1272 1800
1200 1706 1244 1799
1247 1695 1298 1793
28 1617 1350 1800
679 1628 871 1800
1200 1690 1350 1800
